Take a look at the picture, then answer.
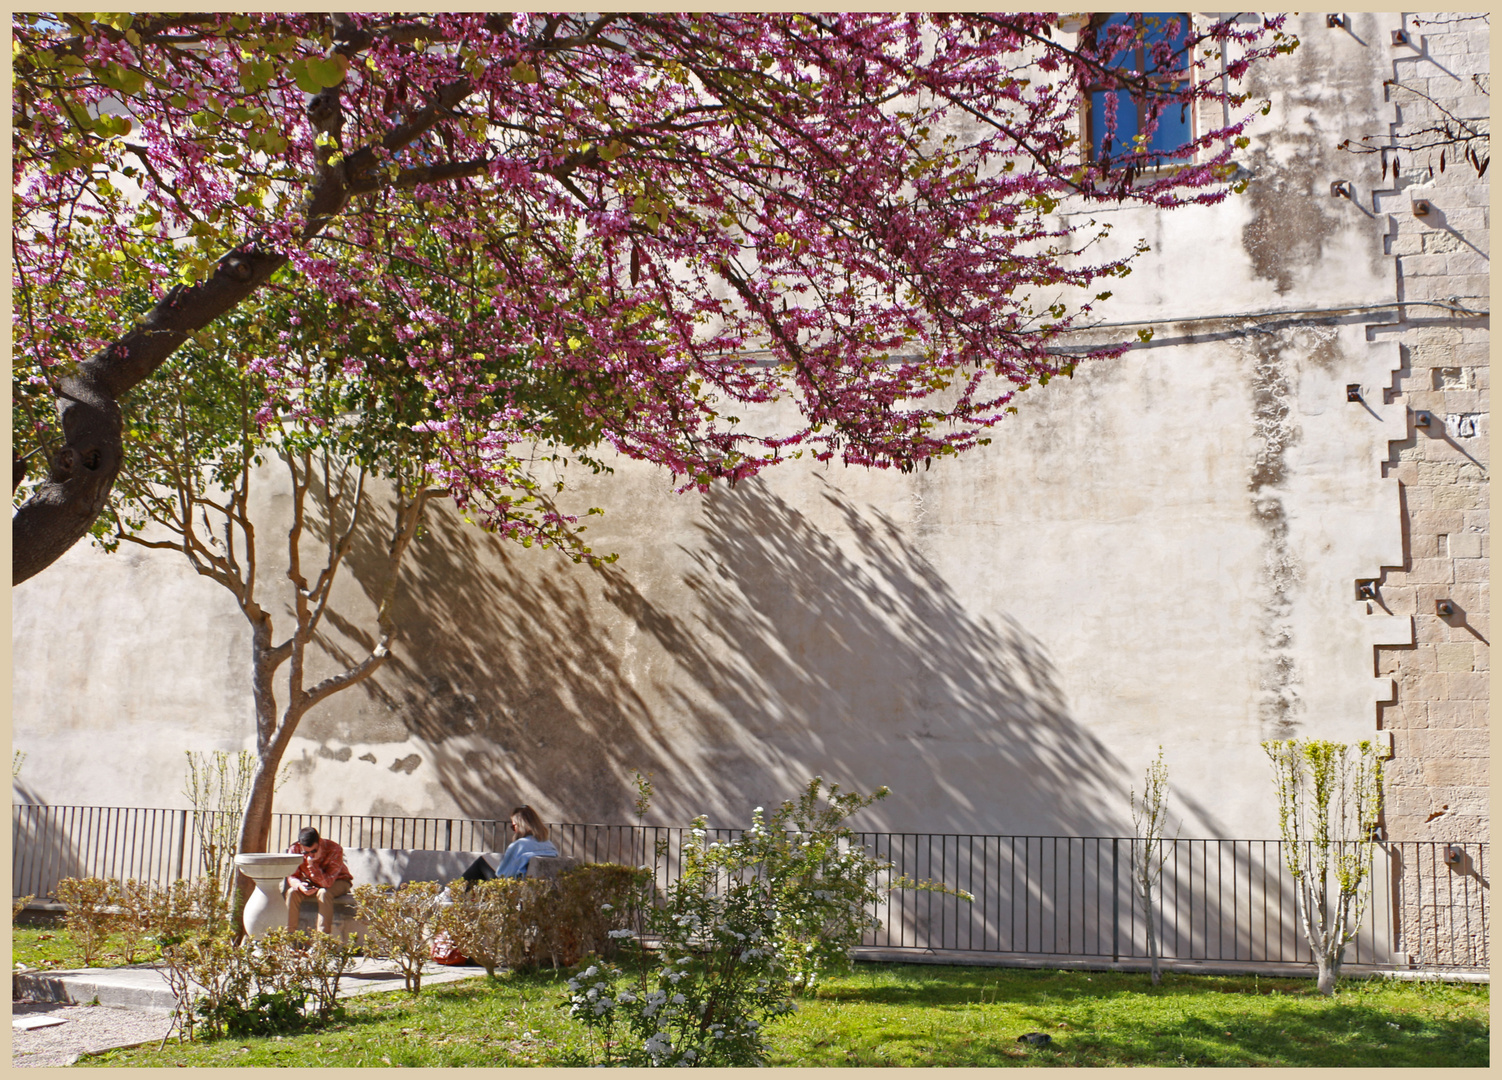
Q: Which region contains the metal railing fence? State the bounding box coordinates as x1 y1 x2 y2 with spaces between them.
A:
13 804 1488 972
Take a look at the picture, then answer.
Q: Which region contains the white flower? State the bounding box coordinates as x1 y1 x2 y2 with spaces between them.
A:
600 903 613 912
583 964 598 978
608 928 635 939
671 993 686 1004
643 1032 673 1063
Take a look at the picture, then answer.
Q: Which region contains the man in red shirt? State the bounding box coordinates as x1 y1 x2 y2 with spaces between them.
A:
284 826 354 935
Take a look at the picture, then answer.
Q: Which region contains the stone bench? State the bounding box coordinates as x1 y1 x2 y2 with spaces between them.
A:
290 848 579 937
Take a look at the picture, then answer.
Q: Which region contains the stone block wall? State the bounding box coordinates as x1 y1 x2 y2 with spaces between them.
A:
1370 12 1490 844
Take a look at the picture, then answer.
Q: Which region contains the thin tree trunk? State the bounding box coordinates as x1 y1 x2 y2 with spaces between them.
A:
1145 905 1160 986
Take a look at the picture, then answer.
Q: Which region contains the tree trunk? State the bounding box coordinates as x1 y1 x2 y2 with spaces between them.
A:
1314 952 1338 996
230 627 299 940
12 248 287 585
1145 909 1161 986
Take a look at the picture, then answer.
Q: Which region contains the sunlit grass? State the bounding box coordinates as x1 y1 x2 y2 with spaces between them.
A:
13 922 170 969
76 960 1488 1068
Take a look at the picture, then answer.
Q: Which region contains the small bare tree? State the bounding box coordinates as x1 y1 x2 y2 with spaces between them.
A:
1263 739 1384 996
1130 746 1171 986
183 750 257 912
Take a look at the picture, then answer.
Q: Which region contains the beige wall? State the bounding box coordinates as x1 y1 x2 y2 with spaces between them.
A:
1368 13 1491 844
11 14 1487 843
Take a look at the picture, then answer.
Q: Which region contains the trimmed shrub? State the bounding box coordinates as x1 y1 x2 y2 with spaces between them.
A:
435 863 647 977
158 927 355 1041
552 863 648 966
53 877 117 966
353 880 444 993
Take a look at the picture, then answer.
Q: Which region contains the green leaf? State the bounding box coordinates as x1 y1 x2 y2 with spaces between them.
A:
287 59 321 95
307 55 348 88
238 59 276 93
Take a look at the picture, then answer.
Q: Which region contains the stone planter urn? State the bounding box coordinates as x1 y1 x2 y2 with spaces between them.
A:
234 852 306 939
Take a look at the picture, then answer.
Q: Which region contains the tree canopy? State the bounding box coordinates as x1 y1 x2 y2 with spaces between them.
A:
13 12 1295 583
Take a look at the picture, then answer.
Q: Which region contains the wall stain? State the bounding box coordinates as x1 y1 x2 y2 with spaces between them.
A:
1240 20 1385 294
1246 331 1304 740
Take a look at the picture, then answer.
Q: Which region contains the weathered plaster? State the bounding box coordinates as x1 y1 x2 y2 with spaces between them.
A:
11 15 1479 846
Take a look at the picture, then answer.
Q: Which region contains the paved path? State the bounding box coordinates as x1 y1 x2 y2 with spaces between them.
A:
12 958 483 1067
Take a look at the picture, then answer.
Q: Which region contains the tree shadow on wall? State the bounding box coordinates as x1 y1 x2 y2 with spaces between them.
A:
319 470 1129 836
308 486 705 825
603 474 1130 835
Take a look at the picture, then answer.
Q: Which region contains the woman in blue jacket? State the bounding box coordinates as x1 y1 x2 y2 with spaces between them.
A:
493 805 558 878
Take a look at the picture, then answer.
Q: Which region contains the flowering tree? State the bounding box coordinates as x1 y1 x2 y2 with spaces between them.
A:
94 256 605 867
14 12 1296 586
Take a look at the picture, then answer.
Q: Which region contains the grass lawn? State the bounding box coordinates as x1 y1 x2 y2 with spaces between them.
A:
12 923 168 969
76 961 1488 1068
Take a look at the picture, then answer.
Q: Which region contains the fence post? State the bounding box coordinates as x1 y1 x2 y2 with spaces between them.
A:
175 809 188 881
445 819 453 851
1112 838 1120 964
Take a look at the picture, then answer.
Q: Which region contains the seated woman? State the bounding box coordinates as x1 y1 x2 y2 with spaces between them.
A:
492 805 559 878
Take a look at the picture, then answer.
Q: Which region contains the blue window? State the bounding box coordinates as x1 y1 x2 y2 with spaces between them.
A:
1083 13 1193 162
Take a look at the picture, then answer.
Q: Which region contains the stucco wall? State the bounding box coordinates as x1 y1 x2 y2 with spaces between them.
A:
11 14 1486 842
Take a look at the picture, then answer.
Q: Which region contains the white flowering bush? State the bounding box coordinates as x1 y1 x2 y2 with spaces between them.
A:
566 778 967 1066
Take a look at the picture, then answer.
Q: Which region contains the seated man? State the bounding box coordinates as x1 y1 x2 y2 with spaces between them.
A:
284 826 353 934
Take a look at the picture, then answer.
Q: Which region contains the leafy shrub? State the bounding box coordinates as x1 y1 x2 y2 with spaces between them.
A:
53 877 117 966
113 878 175 964
566 779 968 1066
353 880 443 993
159 927 355 1041
553 864 648 966
13 894 34 921
435 864 646 978
293 927 358 1021
159 933 245 1040
435 876 542 978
